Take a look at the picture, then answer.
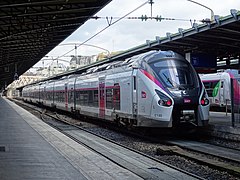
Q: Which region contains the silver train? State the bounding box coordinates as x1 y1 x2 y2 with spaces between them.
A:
21 50 210 128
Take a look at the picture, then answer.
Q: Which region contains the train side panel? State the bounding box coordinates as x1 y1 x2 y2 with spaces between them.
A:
20 50 210 128
32 84 39 104
44 81 55 107
105 69 133 121
201 72 231 107
22 86 30 102
54 79 68 111
74 67 134 123
75 74 99 118
67 76 76 113
136 69 173 127
39 82 46 105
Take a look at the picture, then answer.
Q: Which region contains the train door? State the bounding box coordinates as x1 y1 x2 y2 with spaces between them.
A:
43 86 46 105
112 83 120 110
219 73 230 107
219 79 225 106
99 77 105 118
132 69 138 116
37 85 40 103
65 83 68 111
74 78 77 111
52 81 55 107
212 80 220 106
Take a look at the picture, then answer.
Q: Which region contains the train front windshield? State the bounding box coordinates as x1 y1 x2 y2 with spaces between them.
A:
150 59 199 90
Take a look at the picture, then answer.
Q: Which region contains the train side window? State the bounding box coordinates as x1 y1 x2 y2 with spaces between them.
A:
88 90 94 106
57 92 59 102
93 90 98 107
75 90 80 104
79 91 84 105
203 82 210 88
79 90 88 106
204 81 219 97
60 92 62 102
106 88 113 109
51 91 53 100
113 84 120 110
68 90 73 104
61 92 63 102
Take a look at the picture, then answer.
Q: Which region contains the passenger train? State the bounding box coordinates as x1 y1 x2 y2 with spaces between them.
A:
21 51 210 128
200 69 240 110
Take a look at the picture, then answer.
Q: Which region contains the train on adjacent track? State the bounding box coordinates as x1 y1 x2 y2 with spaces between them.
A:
200 69 240 110
21 50 210 128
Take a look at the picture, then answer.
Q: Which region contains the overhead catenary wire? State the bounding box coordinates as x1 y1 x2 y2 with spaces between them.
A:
56 0 150 61
91 15 207 23
51 0 210 62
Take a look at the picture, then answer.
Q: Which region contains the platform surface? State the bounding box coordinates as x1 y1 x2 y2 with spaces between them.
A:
1 96 239 179
0 97 141 180
209 111 240 135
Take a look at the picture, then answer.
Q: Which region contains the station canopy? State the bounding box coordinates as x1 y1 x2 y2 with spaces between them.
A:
109 9 240 72
0 0 112 90
1 3 240 89
51 9 240 79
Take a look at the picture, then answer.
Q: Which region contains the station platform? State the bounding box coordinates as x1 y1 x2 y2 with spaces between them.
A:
207 111 240 140
0 97 141 180
1 96 239 179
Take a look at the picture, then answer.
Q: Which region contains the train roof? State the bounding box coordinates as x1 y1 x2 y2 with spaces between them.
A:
200 69 240 80
127 50 185 64
19 50 187 89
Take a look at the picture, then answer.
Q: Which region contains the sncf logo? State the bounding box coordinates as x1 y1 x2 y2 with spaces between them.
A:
184 98 191 103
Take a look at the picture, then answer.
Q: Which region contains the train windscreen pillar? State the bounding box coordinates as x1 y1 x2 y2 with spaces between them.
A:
185 52 191 63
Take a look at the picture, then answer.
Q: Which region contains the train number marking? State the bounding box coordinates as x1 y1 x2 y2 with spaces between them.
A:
154 114 162 118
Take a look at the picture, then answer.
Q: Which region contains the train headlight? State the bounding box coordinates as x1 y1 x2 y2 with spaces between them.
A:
158 99 172 106
155 90 172 107
200 91 209 106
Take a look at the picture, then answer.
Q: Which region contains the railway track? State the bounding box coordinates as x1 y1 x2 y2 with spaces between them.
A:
156 140 240 176
12 99 240 179
13 99 202 180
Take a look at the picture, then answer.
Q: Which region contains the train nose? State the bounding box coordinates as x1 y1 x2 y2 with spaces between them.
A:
182 110 195 121
171 95 199 126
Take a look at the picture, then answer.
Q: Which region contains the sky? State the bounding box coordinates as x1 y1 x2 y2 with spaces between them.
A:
34 0 240 68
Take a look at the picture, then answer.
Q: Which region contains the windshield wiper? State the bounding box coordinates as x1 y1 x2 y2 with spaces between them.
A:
178 85 186 90
163 73 187 90
163 73 174 87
